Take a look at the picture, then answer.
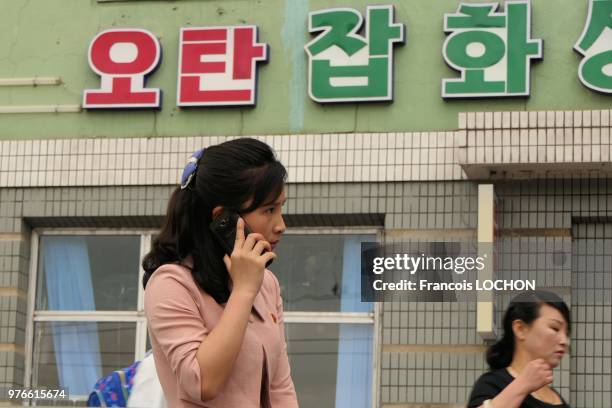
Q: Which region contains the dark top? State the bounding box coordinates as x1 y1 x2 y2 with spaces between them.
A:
467 368 571 408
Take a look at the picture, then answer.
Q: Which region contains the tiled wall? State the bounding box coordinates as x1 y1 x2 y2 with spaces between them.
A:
0 132 463 188
571 223 612 408
0 179 610 407
457 110 612 179
0 181 475 399
2 109 610 189
0 109 610 406
378 179 611 407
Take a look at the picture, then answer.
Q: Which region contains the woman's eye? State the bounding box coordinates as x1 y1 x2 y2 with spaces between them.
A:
266 207 275 214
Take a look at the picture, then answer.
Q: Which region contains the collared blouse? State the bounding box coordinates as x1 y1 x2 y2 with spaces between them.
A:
144 259 299 407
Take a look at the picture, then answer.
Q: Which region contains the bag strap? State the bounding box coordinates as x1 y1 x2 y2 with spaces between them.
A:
117 369 130 403
95 389 107 407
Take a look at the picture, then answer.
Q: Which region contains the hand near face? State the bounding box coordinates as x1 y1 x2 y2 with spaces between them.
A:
223 217 276 299
515 359 554 394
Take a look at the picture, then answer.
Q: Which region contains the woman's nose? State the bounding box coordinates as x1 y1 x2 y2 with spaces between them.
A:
275 215 286 234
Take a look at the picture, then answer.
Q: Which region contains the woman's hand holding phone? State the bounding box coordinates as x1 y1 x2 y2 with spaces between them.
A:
223 217 276 300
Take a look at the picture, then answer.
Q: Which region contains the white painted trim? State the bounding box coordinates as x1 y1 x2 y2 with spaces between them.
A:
34 311 144 322
284 227 381 235
23 230 40 388
36 228 157 235
372 227 384 408
372 301 382 408
283 311 374 324
135 319 148 361
0 77 61 86
138 234 150 312
0 105 81 113
136 234 152 359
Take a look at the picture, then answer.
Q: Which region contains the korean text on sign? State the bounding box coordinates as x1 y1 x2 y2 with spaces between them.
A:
442 1 542 98
305 5 404 103
178 26 268 106
574 0 612 94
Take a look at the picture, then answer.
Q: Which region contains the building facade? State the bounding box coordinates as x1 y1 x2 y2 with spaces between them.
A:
0 1 610 407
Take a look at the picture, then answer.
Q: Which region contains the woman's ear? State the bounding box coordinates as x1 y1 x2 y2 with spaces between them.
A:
211 206 224 219
512 319 529 342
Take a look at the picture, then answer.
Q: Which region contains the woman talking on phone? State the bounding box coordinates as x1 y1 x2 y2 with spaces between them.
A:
142 138 298 407
468 290 571 408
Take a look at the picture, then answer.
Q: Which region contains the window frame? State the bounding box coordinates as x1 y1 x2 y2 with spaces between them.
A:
24 228 156 401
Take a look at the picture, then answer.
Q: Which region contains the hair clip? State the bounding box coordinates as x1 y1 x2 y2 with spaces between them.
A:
180 148 205 190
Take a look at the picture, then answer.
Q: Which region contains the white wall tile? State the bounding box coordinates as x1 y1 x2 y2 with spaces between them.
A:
601 110 609 127
555 128 565 145
528 129 537 146
547 145 555 163
511 111 521 128
574 111 583 127
583 110 592 127
502 111 511 129
466 112 476 129
476 112 485 129
575 146 583 163
546 111 555 128
564 146 573 163
537 145 546 162
529 111 538 128
592 145 601 162
458 113 466 129
0 109 608 189
476 130 484 148
520 111 529 128
602 144 610 162
583 144 592 162
601 127 610 145
555 111 564 128
583 128 592 146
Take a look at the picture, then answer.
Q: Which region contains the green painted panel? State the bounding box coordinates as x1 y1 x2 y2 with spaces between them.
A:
0 0 608 139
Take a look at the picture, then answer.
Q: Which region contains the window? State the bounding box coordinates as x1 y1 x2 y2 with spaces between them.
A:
25 230 155 402
273 229 381 408
24 228 381 407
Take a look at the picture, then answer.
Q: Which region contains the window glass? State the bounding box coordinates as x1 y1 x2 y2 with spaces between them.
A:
273 234 376 313
31 322 136 396
286 323 373 408
36 235 141 311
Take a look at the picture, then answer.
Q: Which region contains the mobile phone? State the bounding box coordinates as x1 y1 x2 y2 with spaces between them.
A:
209 209 274 267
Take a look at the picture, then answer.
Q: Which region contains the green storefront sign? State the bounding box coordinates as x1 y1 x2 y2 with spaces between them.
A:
0 0 609 138
305 0 610 102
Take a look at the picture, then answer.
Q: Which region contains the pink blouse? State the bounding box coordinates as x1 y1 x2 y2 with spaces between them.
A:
144 259 299 407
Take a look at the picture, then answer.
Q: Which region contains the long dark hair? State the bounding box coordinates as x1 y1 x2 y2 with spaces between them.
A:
486 290 571 369
142 138 287 304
